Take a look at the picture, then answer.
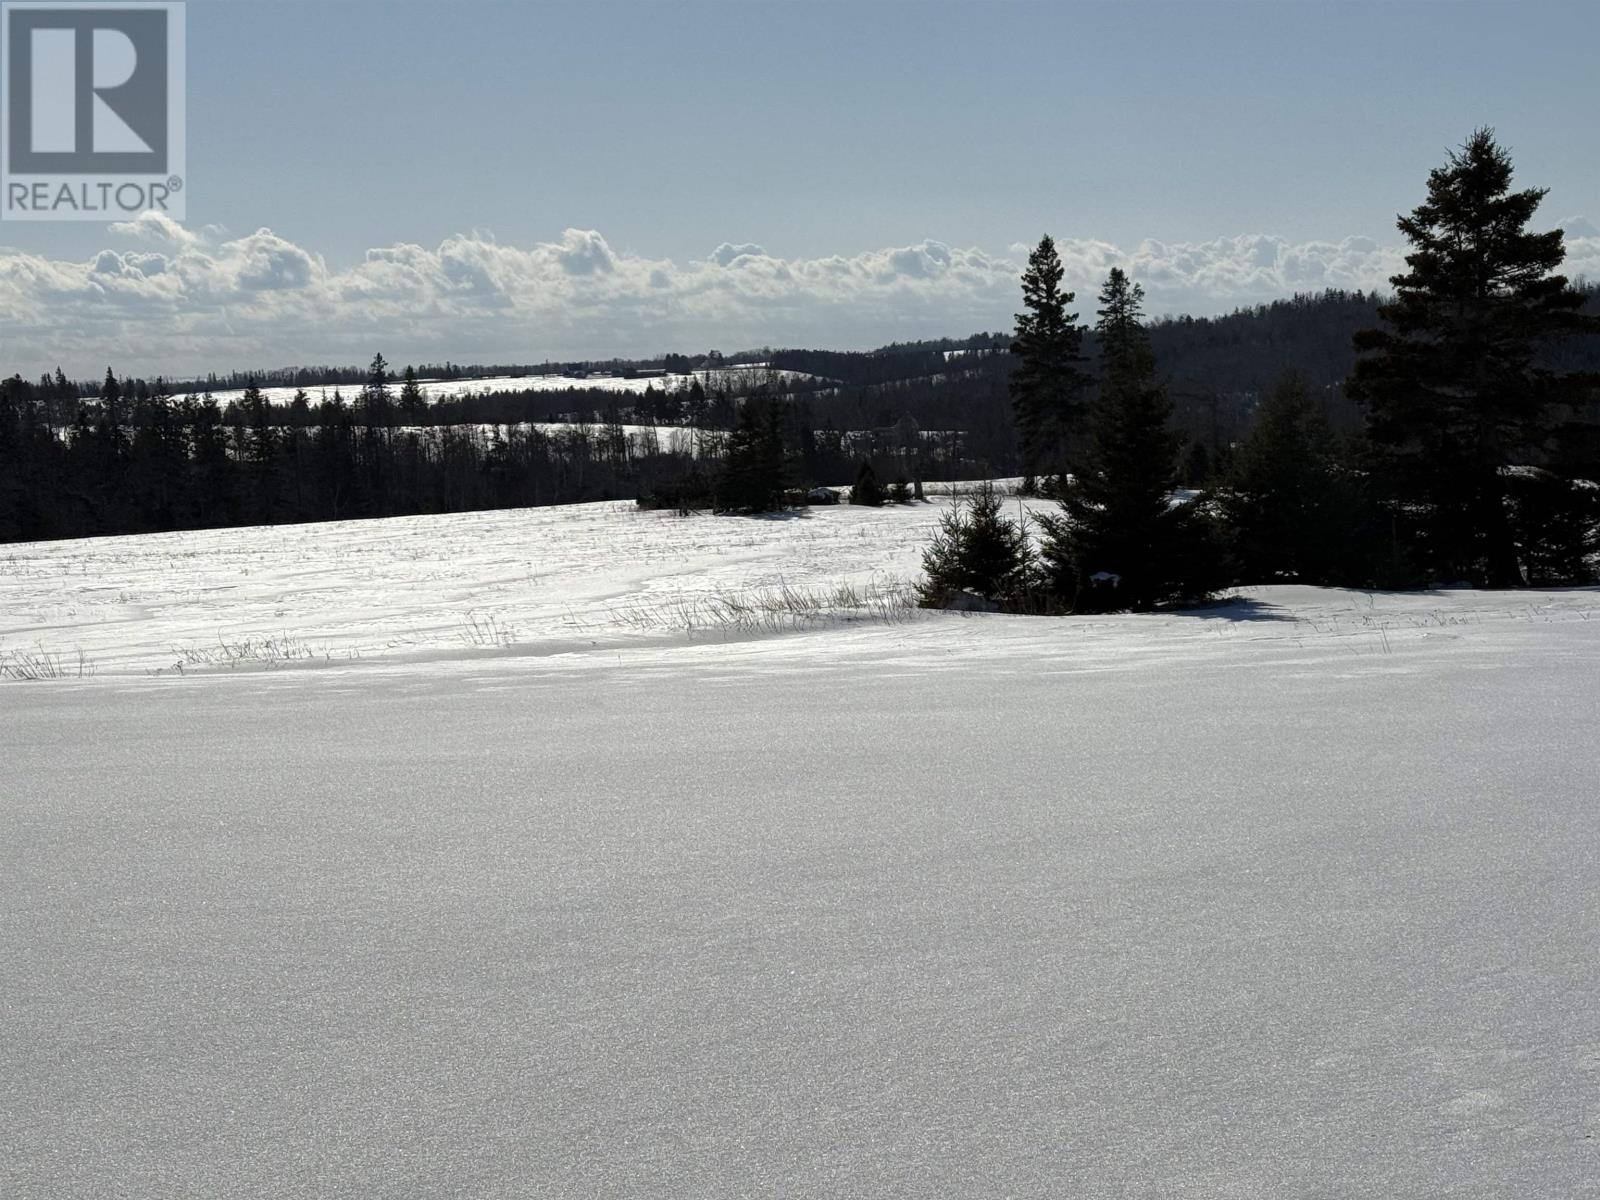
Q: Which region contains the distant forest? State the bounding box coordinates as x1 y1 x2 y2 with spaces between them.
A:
4 279 1599 546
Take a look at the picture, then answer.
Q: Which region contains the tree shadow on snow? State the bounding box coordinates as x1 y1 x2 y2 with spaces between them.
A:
741 509 816 522
1169 596 1298 622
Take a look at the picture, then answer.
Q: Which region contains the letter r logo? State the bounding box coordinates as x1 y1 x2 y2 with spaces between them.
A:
4 3 173 173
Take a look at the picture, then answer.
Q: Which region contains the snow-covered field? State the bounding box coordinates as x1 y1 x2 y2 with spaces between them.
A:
0 498 956 677
4 498 1599 1198
194 364 820 409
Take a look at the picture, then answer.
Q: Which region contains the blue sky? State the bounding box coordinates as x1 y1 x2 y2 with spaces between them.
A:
4 0 1598 376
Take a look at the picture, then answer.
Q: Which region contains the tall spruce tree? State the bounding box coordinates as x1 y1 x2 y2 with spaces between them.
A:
1010 235 1089 489
240 384 281 521
1349 129 1600 586
398 365 426 424
359 353 393 432
100 367 122 429
716 397 786 512
1039 268 1211 611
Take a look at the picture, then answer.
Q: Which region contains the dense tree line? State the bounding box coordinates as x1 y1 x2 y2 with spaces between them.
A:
13 285 1592 543
0 357 696 541
791 282 1600 483
45 286 1593 499
154 351 766 396
922 131 1600 613
0 355 996 540
766 333 1007 388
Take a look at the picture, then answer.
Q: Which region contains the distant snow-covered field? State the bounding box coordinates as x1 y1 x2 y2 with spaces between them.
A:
194 364 820 409
4 498 1599 1198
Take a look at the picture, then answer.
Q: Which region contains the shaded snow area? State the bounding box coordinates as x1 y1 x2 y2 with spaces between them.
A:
4 501 1600 1198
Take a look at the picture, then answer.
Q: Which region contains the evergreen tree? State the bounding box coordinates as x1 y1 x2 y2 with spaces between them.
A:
126 388 184 529
312 390 357 519
716 397 786 512
918 481 1035 606
849 460 884 506
398 366 426 424
707 389 737 432
1219 372 1345 583
50 368 73 428
100 367 121 428
1505 468 1600 585
187 394 236 527
240 384 281 521
658 381 684 426
359 353 393 431
0 374 60 541
684 378 708 427
283 390 314 516
1349 129 1600 586
1010 235 1090 489
1038 268 1212 611
1179 439 1212 489
355 354 393 512
287 389 312 428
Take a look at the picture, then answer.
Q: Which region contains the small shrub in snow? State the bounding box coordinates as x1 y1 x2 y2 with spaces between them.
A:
850 461 884 507
918 481 1036 608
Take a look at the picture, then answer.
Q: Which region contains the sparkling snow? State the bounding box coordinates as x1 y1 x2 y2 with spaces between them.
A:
3 499 1598 1198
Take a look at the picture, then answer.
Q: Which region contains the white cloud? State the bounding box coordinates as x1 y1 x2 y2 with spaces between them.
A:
552 228 616 277
1564 226 1600 283
11 219 1585 379
709 242 767 267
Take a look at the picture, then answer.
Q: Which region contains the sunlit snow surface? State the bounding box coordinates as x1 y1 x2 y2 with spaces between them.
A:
3 498 1599 1198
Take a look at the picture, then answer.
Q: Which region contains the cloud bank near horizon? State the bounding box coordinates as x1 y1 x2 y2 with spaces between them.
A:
4 215 1598 378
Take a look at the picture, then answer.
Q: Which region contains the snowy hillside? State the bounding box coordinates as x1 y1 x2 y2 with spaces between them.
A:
3 498 1599 1198
1 497 958 677
195 364 822 409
